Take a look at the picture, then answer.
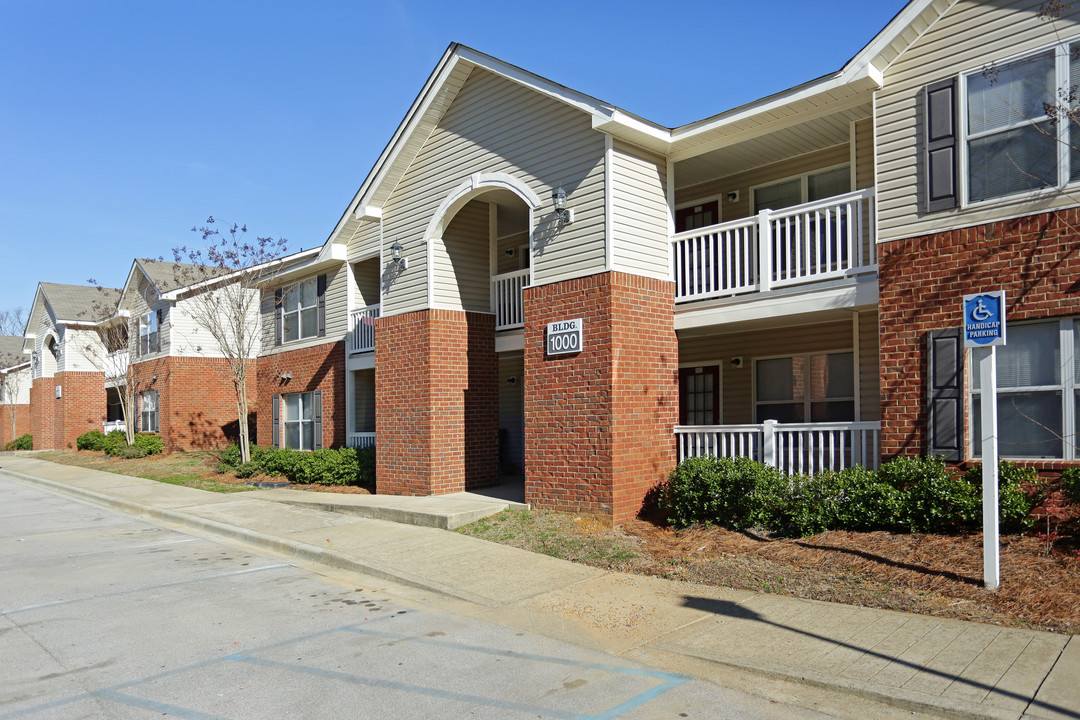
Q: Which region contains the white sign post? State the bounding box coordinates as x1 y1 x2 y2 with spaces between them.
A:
963 290 1006 591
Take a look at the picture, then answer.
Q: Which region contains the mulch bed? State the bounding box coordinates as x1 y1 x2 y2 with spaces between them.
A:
619 519 1080 634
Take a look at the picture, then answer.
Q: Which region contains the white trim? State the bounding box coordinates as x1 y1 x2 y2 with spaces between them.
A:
423 173 542 243
344 366 355 438
666 159 676 284
752 348 856 424
604 133 614 272
676 362 725 426
852 311 861 422
674 280 878 331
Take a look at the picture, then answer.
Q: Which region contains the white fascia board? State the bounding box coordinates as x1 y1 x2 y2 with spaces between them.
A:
354 205 382 221
592 110 672 154
0 361 31 374
674 281 878 331
115 260 151 312
840 0 951 77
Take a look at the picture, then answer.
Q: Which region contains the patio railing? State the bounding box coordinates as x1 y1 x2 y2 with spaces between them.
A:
347 432 376 449
349 304 380 354
491 269 529 331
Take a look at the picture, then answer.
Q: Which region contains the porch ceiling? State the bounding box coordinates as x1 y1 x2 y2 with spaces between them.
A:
673 103 872 191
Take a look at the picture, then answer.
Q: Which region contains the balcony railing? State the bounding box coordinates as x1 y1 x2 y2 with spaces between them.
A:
104 350 128 380
347 432 376 449
675 420 881 474
672 188 876 304
491 269 529 331
349 304 380 354
103 420 126 434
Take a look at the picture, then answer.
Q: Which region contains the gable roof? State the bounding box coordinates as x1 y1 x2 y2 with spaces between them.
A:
0 335 28 368
38 283 120 324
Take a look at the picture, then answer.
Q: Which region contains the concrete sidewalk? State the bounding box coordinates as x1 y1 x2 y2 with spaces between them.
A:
1 455 1076 720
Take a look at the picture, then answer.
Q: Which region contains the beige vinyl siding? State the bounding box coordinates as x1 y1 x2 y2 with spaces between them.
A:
347 220 380 264
498 352 524 474
170 287 261 359
380 67 606 316
858 310 880 421
59 327 104 373
260 263 349 356
610 140 669 279
876 0 1080 242
497 231 529 275
674 144 851 221
854 118 874 191
353 368 376 432
433 199 491 312
123 275 171 363
353 257 381 308
3 366 31 405
32 310 57 379
678 317 878 424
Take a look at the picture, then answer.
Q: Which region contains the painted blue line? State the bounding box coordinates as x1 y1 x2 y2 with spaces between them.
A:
95 690 232 720
589 677 688 720
2 564 291 615
232 654 587 720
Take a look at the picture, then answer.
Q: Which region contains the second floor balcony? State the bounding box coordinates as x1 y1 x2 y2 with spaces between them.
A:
672 189 876 305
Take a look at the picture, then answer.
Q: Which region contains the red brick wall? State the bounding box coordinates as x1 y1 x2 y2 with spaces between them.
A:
30 378 55 449
524 271 678 525
0 403 30 448
53 371 106 449
375 310 498 495
256 341 346 451
130 356 257 452
879 208 1080 464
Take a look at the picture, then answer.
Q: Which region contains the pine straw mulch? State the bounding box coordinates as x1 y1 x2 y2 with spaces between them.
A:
617 519 1080 634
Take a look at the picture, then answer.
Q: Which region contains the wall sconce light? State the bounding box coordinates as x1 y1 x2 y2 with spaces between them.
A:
390 240 408 270
731 356 743 368
552 186 573 225
278 371 293 380
507 376 517 385
505 247 515 257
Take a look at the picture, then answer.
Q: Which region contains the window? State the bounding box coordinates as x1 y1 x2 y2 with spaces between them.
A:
970 318 1078 459
284 392 315 450
963 42 1079 203
679 366 720 425
139 311 159 356
755 352 855 423
139 390 158 433
282 278 318 342
675 200 720 232
752 166 851 213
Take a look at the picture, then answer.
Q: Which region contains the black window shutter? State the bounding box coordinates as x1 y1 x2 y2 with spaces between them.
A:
153 308 163 353
316 275 327 337
274 289 283 346
313 390 323 450
272 394 280 449
926 328 964 461
925 78 958 212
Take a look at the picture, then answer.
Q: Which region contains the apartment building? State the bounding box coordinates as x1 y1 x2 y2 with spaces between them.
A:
10 0 1079 524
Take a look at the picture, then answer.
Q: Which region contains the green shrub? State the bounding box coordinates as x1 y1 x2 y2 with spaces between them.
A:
5 433 32 451
76 430 108 452
661 455 786 530
356 445 376 488
103 430 127 456
131 433 163 456
879 456 980 532
1062 467 1080 505
115 444 148 459
234 461 261 479
774 466 904 536
775 473 840 536
216 443 243 471
960 462 1037 533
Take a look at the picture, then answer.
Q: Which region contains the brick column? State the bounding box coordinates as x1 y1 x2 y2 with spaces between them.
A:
376 309 497 495
53 371 106 449
30 378 56 449
523 272 678 525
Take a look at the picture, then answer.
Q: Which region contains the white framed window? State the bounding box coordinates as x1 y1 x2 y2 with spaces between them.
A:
970 317 1078 460
139 390 158 433
138 311 159 356
751 165 851 213
755 351 855 423
282 278 318 342
961 41 1080 204
284 391 315 451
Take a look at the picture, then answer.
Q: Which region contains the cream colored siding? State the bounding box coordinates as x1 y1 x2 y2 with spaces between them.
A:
678 318 878 424
858 310 880 421
876 0 1080 242
353 368 376 432
380 67 606 316
33 311 57 379
675 144 851 221
854 118 874 192
497 231 529 274
260 263 348 356
347 220 380 263
433 199 490 312
124 276 170 362
170 287 261 359
610 140 669 279
59 328 104 373
353 258 381 308
3 367 31 405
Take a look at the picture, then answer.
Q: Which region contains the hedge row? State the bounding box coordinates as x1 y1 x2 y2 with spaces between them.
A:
661 455 1039 536
4 433 32 451
216 444 376 488
76 430 163 458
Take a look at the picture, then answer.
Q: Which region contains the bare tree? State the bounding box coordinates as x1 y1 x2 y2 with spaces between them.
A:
172 218 288 463
0 307 29 445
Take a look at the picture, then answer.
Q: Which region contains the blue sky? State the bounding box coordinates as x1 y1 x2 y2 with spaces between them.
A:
0 0 906 316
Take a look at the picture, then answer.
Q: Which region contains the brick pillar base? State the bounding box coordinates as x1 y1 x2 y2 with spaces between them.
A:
524 272 678 525
376 309 497 495
54 371 106 450
30 378 56 449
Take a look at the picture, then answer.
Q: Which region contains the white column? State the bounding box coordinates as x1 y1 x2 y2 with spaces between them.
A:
757 210 773 292
981 348 1000 591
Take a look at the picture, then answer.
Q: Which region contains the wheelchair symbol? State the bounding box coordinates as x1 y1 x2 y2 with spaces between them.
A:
971 297 993 322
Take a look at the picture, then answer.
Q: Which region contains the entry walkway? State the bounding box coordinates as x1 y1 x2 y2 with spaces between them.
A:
1 455 1076 720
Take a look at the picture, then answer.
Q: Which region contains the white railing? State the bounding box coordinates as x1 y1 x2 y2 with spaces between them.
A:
673 188 876 303
349 304 379 354
676 420 881 473
103 420 126 434
491 269 529 331
347 432 376 449
104 350 128 379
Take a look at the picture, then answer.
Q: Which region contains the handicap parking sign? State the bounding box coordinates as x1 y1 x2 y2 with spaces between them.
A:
963 290 1006 347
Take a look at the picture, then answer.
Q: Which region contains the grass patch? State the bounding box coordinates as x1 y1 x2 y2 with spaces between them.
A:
34 450 255 494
